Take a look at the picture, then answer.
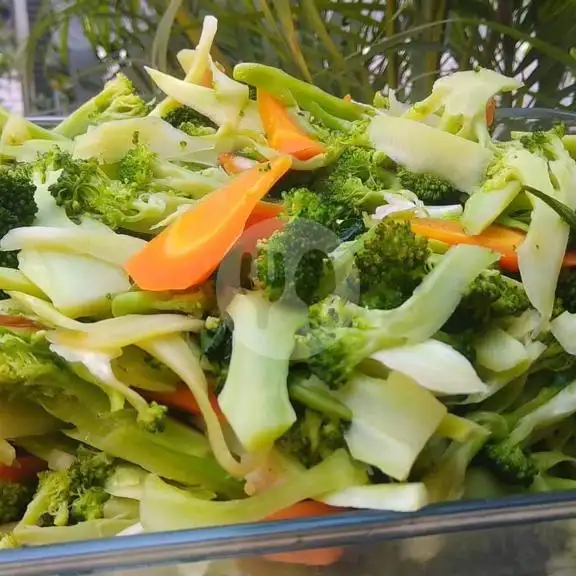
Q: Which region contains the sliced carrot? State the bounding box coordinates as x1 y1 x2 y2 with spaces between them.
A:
245 201 284 229
0 455 46 483
125 156 293 291
200 67 213 88
343 94 352 102
410 218 525 271
257 89 327 161
143 384 224 421
218 152 258 175
0 315 41 329
263 501 345 566
486 97 496 128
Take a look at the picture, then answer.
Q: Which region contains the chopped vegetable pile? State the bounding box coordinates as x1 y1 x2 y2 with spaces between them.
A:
2 12 576 563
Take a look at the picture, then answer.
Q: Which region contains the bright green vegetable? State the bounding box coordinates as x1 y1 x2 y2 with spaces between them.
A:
218 291 306 452
52 74 149 139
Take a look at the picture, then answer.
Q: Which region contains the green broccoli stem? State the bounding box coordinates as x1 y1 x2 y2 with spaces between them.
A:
140 449 359 530
423 424 491 502
288 374 352 421
0 268 46 299
0 105 66 142
233 63 368 122
111 289 212 317
39 396 243 499
52 75 138 138
218 291 307 453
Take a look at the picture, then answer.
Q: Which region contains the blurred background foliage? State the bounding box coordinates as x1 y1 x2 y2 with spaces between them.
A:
8 0 576 114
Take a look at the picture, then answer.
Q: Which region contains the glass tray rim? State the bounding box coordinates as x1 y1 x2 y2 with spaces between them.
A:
3 491 576 575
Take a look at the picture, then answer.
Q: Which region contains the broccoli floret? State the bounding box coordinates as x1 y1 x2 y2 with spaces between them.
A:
354 219 430 310
481 376 574 487
276 408 348 468
397 167 463 205
19 446 115 528
53 74 150 139
254 217 340 305
117 142 228 200
162 105 217 136
70 487 110 522
116 142 156 188
444 269 530 334
556 269 576 313
313 147 395 210
0 165 38 269
254 217 428 309
282 187 352 232
297 296 397 389
0 480 35 525
48 152 198 233
200 315 233 392
482 440 538 487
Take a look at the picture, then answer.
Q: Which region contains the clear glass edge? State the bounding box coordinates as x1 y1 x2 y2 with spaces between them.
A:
3 491 576 575
3 107 576 574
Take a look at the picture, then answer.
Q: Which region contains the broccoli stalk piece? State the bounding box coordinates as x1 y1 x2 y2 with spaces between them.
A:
0 106 68 145
53 74 150 138
217 291 307 452
0 330 242 498
47 152 198 234
111 283 215 318
423 421 491 502
287 371 352 421
403 67 522 146
140 449 360 531
0 165 38 269
461 142 548 236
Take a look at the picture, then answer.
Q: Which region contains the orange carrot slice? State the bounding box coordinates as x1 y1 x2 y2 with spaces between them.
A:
410 218 525 271
257 89 327 161
264 501 345 566
125 156 292 291
218 152 258 175
486 97 496 128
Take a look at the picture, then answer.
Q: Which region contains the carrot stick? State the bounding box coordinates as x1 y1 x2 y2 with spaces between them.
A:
0 456 46 483
218 153 258 175
410 218 524 271
257 89 327 161
263 501 345 566
486 97 496 128
125 156 293 291
245 201 284 228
